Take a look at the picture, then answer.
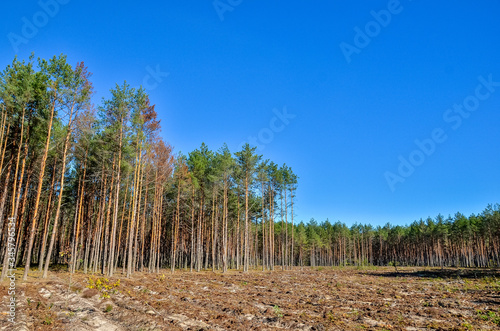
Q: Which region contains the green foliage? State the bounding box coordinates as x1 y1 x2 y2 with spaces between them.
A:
273 305 283 318
42 316 53 325
476 310 500 326
86 277 121 299
235 143 261 188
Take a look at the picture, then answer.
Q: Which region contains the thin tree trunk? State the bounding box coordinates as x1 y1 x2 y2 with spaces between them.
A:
222 183 228 273
109 118 124 277
38 159 57 272
172 178 182 273
0 154 14 280
140 168 149 272
290 187 294 268
211 187 216 272
102 156 116 274
244 176 249 272
114 177 130 271
190 186 195 272
127 146 141 278
23 94 55 281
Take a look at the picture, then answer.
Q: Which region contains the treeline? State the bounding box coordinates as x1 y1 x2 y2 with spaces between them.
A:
298 206 500 268
0 55 498 282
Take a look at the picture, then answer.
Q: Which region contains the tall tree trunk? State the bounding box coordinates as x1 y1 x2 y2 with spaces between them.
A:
290 187 294 268
244 176 249 272
190 186 195 272
23 94 55 281
281 187 284 270
284 187 288 269
171 178 181 273
171 181 180 273
102 156 116 274
0 106 8 172
114 177 130 271
269 184 274 271
0 153 13 248
109 118 124 277
38 159 57 273
0 154 14 280
92 165 106 273
127 147 141 278
211 187 216 272
222 183 228 273
236 194 240 270
139 168 149 272
132 169 142 272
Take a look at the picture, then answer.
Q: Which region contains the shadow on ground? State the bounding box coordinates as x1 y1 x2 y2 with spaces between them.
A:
365 267 500 279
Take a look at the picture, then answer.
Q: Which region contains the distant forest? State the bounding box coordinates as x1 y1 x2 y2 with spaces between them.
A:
0 55 499 281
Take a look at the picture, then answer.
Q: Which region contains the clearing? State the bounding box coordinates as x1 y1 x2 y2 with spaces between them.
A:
1 267 499 330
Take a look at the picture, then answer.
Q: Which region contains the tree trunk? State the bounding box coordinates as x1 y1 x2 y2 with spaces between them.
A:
23 94 55 281
244 176 249 272
109 118 124 277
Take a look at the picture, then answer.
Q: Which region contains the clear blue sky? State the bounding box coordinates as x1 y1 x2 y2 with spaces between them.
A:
2 1 499 227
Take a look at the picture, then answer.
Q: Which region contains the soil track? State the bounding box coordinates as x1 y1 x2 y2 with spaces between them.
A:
1 266 499 330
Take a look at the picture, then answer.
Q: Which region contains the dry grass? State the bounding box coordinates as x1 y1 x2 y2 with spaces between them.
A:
0 266 499 330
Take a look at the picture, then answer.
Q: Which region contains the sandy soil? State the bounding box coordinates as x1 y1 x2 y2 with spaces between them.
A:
1 266 499 330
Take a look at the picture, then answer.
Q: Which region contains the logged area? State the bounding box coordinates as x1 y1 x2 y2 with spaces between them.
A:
1 267 500 330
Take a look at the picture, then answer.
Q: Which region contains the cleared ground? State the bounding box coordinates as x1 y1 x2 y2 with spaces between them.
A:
1 266 499 330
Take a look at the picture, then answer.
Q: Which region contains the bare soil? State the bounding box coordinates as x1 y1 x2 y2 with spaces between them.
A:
1 266 499 330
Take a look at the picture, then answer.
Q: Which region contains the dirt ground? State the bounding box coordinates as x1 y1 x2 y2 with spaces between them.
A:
1 266 499 330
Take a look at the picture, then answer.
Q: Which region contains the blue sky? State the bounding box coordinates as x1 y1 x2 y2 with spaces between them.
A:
1 0 499 227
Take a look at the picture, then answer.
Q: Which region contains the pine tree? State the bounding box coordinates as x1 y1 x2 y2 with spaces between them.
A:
235 143 261 272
